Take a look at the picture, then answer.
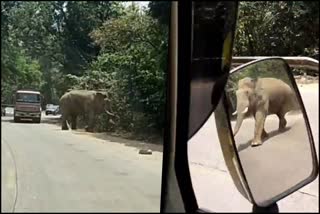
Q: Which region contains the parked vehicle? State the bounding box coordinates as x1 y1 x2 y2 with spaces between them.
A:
53 106 60 115
45 104 59 115
4 107 14 116
14 90 42 123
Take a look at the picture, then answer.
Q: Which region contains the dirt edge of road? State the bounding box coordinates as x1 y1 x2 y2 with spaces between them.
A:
40 117 163 152
73 130 163 153
1 139 18 212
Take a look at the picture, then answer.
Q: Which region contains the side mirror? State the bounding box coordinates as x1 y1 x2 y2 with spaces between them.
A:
214 58 319 207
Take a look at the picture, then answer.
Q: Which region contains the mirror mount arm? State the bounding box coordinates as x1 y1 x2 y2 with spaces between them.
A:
231 56 319 73
194 203 279 213
252 202 279 213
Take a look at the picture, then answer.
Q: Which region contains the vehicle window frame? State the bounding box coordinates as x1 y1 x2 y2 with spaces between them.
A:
160 2 239 213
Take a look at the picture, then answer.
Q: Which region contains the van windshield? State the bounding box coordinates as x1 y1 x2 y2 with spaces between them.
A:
16 93 41 103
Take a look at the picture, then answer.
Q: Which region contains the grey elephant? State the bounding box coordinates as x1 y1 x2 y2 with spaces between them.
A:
232 77 299 146
59 90 114 132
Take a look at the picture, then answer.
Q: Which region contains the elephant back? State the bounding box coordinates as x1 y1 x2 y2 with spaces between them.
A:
256 78 297 113
60 90 96 114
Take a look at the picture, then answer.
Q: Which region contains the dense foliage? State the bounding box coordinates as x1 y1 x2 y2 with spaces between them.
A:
1 1 318 139
234 1 319 57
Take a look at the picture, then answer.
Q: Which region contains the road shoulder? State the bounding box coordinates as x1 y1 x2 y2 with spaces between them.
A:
1 139 18 212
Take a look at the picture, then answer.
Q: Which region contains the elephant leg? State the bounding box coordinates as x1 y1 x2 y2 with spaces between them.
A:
277 113 287 131
254 114 268 139
71 114 77 130
85 111 95 132
252 110 267 147
61 114 69 130
84 113 88 126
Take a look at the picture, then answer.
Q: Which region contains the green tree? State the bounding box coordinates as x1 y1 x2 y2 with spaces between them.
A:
148 1 171 26
79 5 169 134
1 1 125 105
234 1 319 57
52 1 125 76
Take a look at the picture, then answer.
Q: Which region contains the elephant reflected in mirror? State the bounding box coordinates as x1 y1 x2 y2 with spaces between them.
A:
60 90 114 132
232 77 299 147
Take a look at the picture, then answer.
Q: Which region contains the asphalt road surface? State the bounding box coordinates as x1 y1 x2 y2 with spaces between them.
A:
1 115 163 212
1 84 318 212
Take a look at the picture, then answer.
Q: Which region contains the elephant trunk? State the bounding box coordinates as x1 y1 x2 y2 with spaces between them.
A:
233 112 246 136
103 99 115 117
233 89 250 136
105 109 115 117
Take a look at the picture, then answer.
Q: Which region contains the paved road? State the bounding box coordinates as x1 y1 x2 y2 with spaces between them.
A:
1 116 163 212
188 83 319 212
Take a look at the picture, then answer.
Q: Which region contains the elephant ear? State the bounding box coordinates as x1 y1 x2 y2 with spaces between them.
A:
233 89 250 115
96 92 107 100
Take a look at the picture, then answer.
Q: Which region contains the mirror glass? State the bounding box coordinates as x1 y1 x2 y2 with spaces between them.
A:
224 58 317 206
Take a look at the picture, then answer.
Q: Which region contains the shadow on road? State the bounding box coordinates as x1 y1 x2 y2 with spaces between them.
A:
1 115 62 125
9 119 37 124
41 117 61 125
38 116 164 152
2 117 61 125
237 126 291 152
1 117 12 123
2 115 163 152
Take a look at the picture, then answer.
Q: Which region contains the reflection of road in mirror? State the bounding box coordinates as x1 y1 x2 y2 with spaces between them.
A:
233 110 302 151
236 126 291 152
231 111 314 205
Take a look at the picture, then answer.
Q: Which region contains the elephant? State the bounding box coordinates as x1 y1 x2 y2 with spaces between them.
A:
59 90 114 132
232 77 299 147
